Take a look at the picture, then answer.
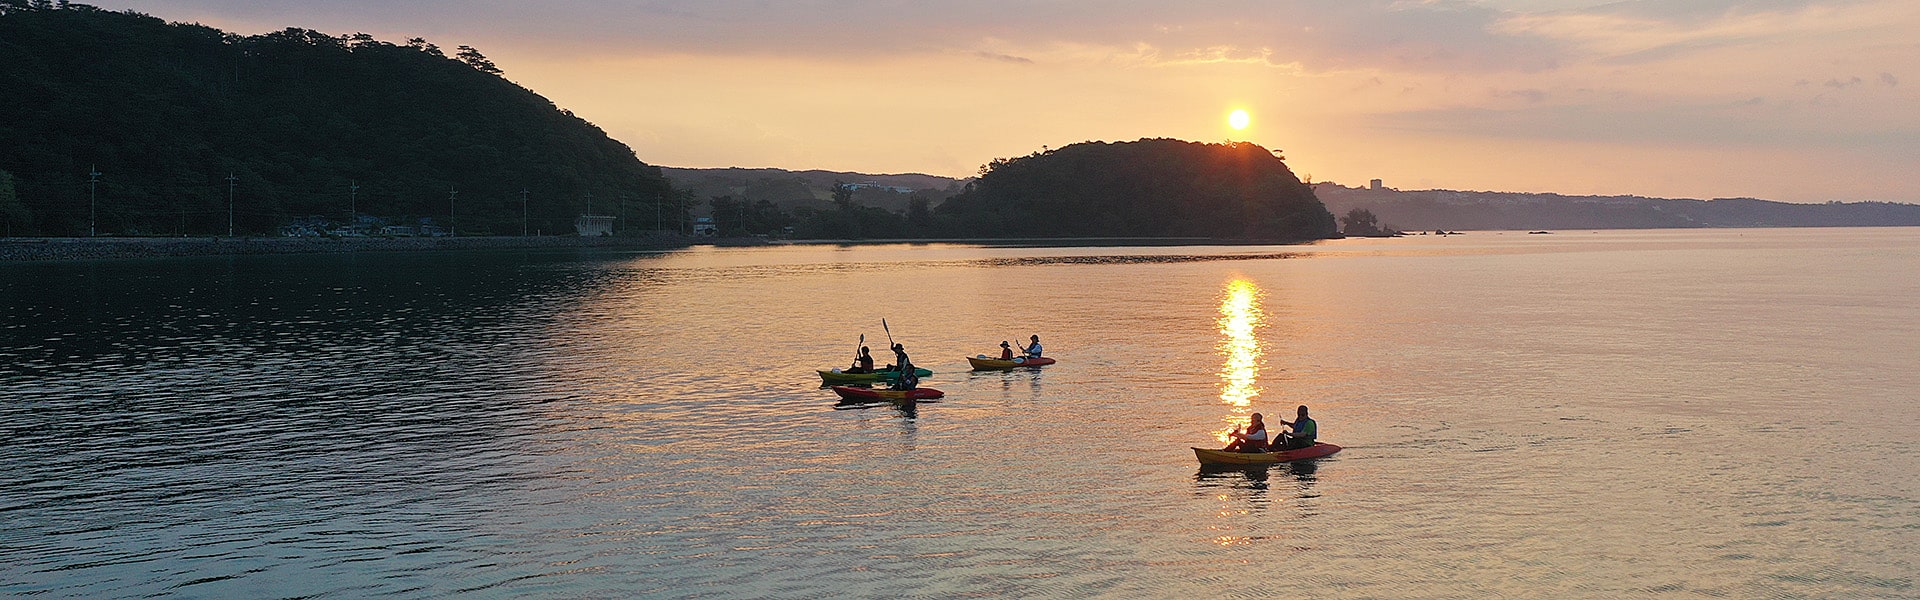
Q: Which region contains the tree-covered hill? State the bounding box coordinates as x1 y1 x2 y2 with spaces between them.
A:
1315 183 1920 231
932 139 1338 241
0 2 678 236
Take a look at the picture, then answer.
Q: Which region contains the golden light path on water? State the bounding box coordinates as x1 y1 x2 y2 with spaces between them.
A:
1214 278 1264 443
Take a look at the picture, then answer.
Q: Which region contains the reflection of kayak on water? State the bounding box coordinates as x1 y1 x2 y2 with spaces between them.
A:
1192 442 1342 465
830 385 945 402
817 367 933 384
966 355 1057 370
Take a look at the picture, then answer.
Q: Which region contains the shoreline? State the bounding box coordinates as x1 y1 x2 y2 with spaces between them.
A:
0 234 709 262
0 234 1345 262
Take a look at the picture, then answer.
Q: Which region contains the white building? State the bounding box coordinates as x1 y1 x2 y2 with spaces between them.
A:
575 214 615 236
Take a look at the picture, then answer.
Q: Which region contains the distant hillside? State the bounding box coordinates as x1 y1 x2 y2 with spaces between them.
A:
660 166 965 214
934 139 1337 240
0 3 679 236
1317 183 1920 231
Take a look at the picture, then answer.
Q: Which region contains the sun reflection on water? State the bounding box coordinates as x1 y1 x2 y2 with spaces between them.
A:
1215 279 1265 443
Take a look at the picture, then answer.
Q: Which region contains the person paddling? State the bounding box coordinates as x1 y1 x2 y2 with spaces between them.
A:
1020 335 1044 358
1275 405 1317 450
1222 413 1269 453
889 343 918 390
846 346 875 374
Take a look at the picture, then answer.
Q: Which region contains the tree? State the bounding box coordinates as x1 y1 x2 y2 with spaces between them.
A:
454 45 502 75
0 169 28 235
1340 208 1384 236
831 182 854 208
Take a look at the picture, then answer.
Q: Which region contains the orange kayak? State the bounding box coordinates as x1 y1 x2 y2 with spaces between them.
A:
966 356 1057 370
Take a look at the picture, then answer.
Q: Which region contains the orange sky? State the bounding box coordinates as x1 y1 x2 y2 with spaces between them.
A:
118 1 1920 202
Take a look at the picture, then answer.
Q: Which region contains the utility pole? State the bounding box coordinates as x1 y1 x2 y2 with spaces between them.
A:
447 185 458 236
87 166 100 237
225 172 237 236
654 195 661 231
520 188 529 236
349 180 359 228
585 191 594 216
618 193 627 234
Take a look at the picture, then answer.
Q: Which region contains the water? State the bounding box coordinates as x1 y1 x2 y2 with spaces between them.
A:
3 229 1917 598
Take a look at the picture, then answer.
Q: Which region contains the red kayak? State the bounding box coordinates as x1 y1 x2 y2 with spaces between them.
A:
831 385 945 402
1192 442 1342 465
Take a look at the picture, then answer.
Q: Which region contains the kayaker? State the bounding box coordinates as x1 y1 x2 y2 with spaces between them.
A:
1275 405 1317 450
1223 413 1269 453
998 341 1014 360
889 343 918 390
1021 335 1044 358
846 346 875 374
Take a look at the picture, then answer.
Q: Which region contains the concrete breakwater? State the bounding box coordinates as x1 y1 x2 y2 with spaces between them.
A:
0 234 713 262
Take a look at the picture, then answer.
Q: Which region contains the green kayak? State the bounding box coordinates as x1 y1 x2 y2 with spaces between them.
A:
817 367 933 384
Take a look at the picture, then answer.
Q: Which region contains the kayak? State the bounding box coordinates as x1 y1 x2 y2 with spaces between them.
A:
1192 442 1342 465
966 355 1057 370
830 385 945 401
817 367 933 384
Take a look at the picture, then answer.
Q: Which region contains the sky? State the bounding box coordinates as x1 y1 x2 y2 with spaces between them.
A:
113 0 1920 202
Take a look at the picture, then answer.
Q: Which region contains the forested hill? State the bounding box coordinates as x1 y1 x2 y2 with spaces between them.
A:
933 139 1338 241
0 2 676 236
1316 183 1920 231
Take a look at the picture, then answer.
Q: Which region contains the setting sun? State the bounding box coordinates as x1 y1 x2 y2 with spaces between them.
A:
1227 109 1250 131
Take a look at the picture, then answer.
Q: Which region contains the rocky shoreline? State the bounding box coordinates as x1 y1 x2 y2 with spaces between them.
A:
0 234 715 262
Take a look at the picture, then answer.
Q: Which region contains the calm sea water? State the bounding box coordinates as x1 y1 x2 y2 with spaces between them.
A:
3 228 1917 598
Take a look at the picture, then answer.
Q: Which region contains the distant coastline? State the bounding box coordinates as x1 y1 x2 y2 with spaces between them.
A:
0 234 704 262
0 234 1351 262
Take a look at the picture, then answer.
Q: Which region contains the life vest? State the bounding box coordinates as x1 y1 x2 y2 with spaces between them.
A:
1294 418 1317 439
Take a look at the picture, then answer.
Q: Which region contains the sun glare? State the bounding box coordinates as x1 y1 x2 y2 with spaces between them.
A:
1227 109 1250 131
1214 278 1264 443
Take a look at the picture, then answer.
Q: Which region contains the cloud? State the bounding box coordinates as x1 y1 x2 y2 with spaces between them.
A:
973 51 1034 65
116 0 1569 73
1824 76 1863 89
1494 0 1920 65
1881 72 1900 87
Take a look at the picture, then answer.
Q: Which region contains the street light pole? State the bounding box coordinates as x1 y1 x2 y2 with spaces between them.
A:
87 166 100 237
520 188 529 236
349 180 359 228
225 172 237 237
447 185 457 237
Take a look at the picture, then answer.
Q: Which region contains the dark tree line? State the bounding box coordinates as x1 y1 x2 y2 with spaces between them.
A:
0 2 681 236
